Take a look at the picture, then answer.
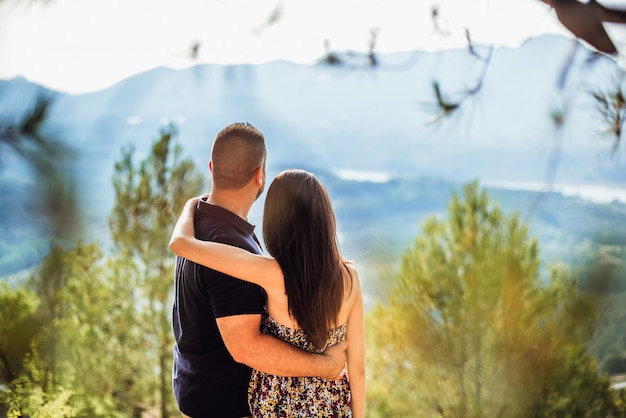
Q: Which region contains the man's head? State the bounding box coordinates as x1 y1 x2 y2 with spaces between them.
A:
210 122 266 197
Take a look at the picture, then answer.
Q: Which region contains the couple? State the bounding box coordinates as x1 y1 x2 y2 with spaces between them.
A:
169 122 366 417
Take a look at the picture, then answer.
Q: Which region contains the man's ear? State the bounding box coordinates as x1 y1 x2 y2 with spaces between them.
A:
209 160 213 173
255 166 264 186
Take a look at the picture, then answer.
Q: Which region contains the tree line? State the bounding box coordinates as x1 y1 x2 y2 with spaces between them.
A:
1 127 625 417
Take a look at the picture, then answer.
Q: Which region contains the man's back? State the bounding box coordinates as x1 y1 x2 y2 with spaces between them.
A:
172 199 265 418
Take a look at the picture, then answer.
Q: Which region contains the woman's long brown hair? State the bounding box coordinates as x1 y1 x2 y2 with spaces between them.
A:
263 169 350 349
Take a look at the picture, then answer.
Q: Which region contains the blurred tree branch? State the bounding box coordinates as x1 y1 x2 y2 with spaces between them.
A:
591 73 626 154
541 0 626 56
0 94 78 238
319 28 381 69
252 0 283 36
425 1 623 155
1 95 56 173
428 29 493 122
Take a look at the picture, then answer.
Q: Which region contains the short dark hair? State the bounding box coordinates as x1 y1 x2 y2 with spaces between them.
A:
211 122 266 190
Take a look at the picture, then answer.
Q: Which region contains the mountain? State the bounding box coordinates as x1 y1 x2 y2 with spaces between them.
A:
1 33 625 286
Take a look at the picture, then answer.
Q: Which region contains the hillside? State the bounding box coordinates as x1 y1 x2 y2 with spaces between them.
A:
1 34 625 287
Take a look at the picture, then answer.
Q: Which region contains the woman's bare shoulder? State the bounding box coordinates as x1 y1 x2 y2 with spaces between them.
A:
342 262 361 300
337 262 361 325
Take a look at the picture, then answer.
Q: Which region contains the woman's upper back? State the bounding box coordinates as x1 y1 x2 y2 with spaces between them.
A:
264 262 359 336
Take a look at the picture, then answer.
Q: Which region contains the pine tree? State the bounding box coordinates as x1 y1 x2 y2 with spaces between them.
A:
366 181 618 417
109 125 205 417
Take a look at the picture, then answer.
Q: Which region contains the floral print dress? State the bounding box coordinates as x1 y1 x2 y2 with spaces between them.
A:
248 314 351 417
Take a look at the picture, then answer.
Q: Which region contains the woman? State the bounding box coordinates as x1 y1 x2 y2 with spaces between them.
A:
170 168 365 417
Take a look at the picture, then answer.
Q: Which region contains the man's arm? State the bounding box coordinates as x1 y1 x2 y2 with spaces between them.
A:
217 314 346 380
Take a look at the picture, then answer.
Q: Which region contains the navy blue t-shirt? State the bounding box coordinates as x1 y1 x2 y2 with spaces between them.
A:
172 198 265 418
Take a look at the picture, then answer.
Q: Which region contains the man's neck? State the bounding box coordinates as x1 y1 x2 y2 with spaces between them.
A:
207 188 253 220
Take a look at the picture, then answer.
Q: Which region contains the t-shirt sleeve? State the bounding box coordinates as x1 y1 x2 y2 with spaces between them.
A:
200 266 265 318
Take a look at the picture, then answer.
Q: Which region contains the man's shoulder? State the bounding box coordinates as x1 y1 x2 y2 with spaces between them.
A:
194 203 261 254
194 216 248 248
194 205 237 237
194 213 228 238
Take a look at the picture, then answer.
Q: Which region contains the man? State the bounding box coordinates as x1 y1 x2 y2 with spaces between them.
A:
172 122 347 418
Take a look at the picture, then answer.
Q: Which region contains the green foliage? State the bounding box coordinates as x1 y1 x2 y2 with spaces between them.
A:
1 345 76 417
0 126 206 417
0 242 144 417
0 283 42 385
108 124 206 417
581 248 626 377
366 181 620 417
110 124 205 257
55 242 146 416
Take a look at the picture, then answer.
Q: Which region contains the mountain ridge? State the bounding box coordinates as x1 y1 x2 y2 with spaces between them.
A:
1 33 625 278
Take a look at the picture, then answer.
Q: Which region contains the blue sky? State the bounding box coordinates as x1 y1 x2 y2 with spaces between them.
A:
1 0 623 94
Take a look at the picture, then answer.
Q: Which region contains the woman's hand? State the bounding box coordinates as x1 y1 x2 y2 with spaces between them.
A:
170 193 209 253
185 193 210 210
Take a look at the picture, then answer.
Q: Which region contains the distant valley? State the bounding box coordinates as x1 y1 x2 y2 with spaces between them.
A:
1 34 625 300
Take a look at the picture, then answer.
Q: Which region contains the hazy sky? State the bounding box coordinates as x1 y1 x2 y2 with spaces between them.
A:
0 0 621 94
